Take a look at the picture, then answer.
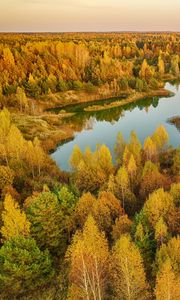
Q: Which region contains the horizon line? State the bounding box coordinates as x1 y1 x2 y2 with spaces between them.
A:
0 30 180 34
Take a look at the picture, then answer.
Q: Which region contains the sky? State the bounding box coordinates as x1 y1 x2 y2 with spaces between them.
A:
0 0 180 32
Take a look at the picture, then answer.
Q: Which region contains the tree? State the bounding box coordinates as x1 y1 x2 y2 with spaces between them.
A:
116 166 129 209
110 234 150 300
114 132 126 164
33 137 45 176
144 188 174 227
57 185 77 236
3 47 15 68
155 260 180 300
69 145 83 170
25 138 45 178
127 154 137 186
143 137 157 162
155 217 168 246
0 108 11 165
74 192 96 228
0 236 54 297
112 214 132 241
139 59 154 79
16 87 28 112
170 183 180 206
128 131 142 166
95 144 113 176
93 191 123 235
1 194 30 240
132 210 156 274
26 191 65 253
172 146 180 175
152 126 169 153
66 215 109 300
74 191 123 236
158 56 165 76
170 55 179 75
155 236 180 275
140 161 169 200
0 165 14 192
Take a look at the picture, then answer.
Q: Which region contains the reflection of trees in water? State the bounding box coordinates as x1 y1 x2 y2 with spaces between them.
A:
62 96 160 131
84 116 96 130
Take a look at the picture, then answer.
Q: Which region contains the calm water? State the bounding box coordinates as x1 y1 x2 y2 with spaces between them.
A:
52 82 180 171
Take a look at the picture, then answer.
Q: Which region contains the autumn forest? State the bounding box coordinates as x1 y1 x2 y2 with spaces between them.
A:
0 32 179 300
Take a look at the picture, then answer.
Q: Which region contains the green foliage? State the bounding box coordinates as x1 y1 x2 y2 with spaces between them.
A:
0 236 54 297
26 191 66 253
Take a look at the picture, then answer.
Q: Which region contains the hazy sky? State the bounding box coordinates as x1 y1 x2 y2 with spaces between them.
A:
0 0 180 32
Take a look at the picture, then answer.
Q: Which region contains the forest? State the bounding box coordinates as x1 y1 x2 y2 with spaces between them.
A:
0 32 179 299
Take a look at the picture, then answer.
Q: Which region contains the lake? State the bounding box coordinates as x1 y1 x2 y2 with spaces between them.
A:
51 82 180 171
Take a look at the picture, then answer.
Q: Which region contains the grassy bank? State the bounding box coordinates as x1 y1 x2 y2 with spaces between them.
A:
84 88 174 112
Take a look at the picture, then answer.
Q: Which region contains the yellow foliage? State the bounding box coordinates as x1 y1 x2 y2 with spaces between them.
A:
155 260 180 300
1 194 30 240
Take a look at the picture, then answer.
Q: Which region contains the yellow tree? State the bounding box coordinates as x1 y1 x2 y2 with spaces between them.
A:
116 166 129 209
74 192 96 228
127 154 137 186
66 215 109 300
114 132 126 164
158 56 165 76
155 236 180 275
0 108 11 165
155 260 180 300
107 174 116 195
16 87 28 112
152 125 169 152
112 215 132 241
93 191 123 234
110 234 149 300
140 59 149 78
123 145 131 168
170 182 180 206
3 47 15 68
95 144 113 176
7 124 25 166
144 188 174 227
155 217 168 246
0 166 14 193
1 194 30 240
144 136 157 161
33 137 45 176
69 145 83 170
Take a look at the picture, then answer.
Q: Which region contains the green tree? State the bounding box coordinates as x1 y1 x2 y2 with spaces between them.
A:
26 191 65 253
0 236 54 297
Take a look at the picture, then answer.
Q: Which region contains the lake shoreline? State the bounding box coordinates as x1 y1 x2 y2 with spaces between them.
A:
84 88 174 112
48 87 174 155
12 84 176 156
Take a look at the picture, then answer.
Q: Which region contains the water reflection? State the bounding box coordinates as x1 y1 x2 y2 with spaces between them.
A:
52 82 180 171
